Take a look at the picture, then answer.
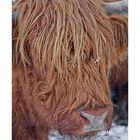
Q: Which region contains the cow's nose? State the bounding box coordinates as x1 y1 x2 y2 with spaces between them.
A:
81 111 107 133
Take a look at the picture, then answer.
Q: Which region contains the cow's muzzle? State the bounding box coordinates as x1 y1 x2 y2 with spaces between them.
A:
57 105 113 137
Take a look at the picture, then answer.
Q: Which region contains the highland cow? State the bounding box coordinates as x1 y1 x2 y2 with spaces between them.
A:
12 0 128 139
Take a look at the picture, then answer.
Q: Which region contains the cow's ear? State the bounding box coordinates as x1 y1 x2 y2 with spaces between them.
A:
110 15 128 60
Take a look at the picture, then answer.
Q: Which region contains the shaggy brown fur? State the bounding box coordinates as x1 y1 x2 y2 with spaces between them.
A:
110 58 128 88
12 0 128 139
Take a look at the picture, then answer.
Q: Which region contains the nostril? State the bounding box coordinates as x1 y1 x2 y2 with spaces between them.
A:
81 111 96 123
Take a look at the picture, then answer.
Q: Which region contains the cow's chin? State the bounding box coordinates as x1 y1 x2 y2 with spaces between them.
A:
55 105 113 137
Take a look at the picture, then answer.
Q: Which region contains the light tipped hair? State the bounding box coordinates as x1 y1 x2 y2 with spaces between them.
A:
13 0 115 79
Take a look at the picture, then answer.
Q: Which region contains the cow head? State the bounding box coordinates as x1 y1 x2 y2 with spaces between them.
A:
12 0 128 138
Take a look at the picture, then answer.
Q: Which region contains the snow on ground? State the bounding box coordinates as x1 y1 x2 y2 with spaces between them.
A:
93 123 128 140
48 123 128 140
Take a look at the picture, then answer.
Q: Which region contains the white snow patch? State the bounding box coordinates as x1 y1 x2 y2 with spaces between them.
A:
48 123 128 140
94 123 128 140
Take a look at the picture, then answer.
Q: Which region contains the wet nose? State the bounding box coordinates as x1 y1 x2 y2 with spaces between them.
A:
80 106 113 134
81 111 107 133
